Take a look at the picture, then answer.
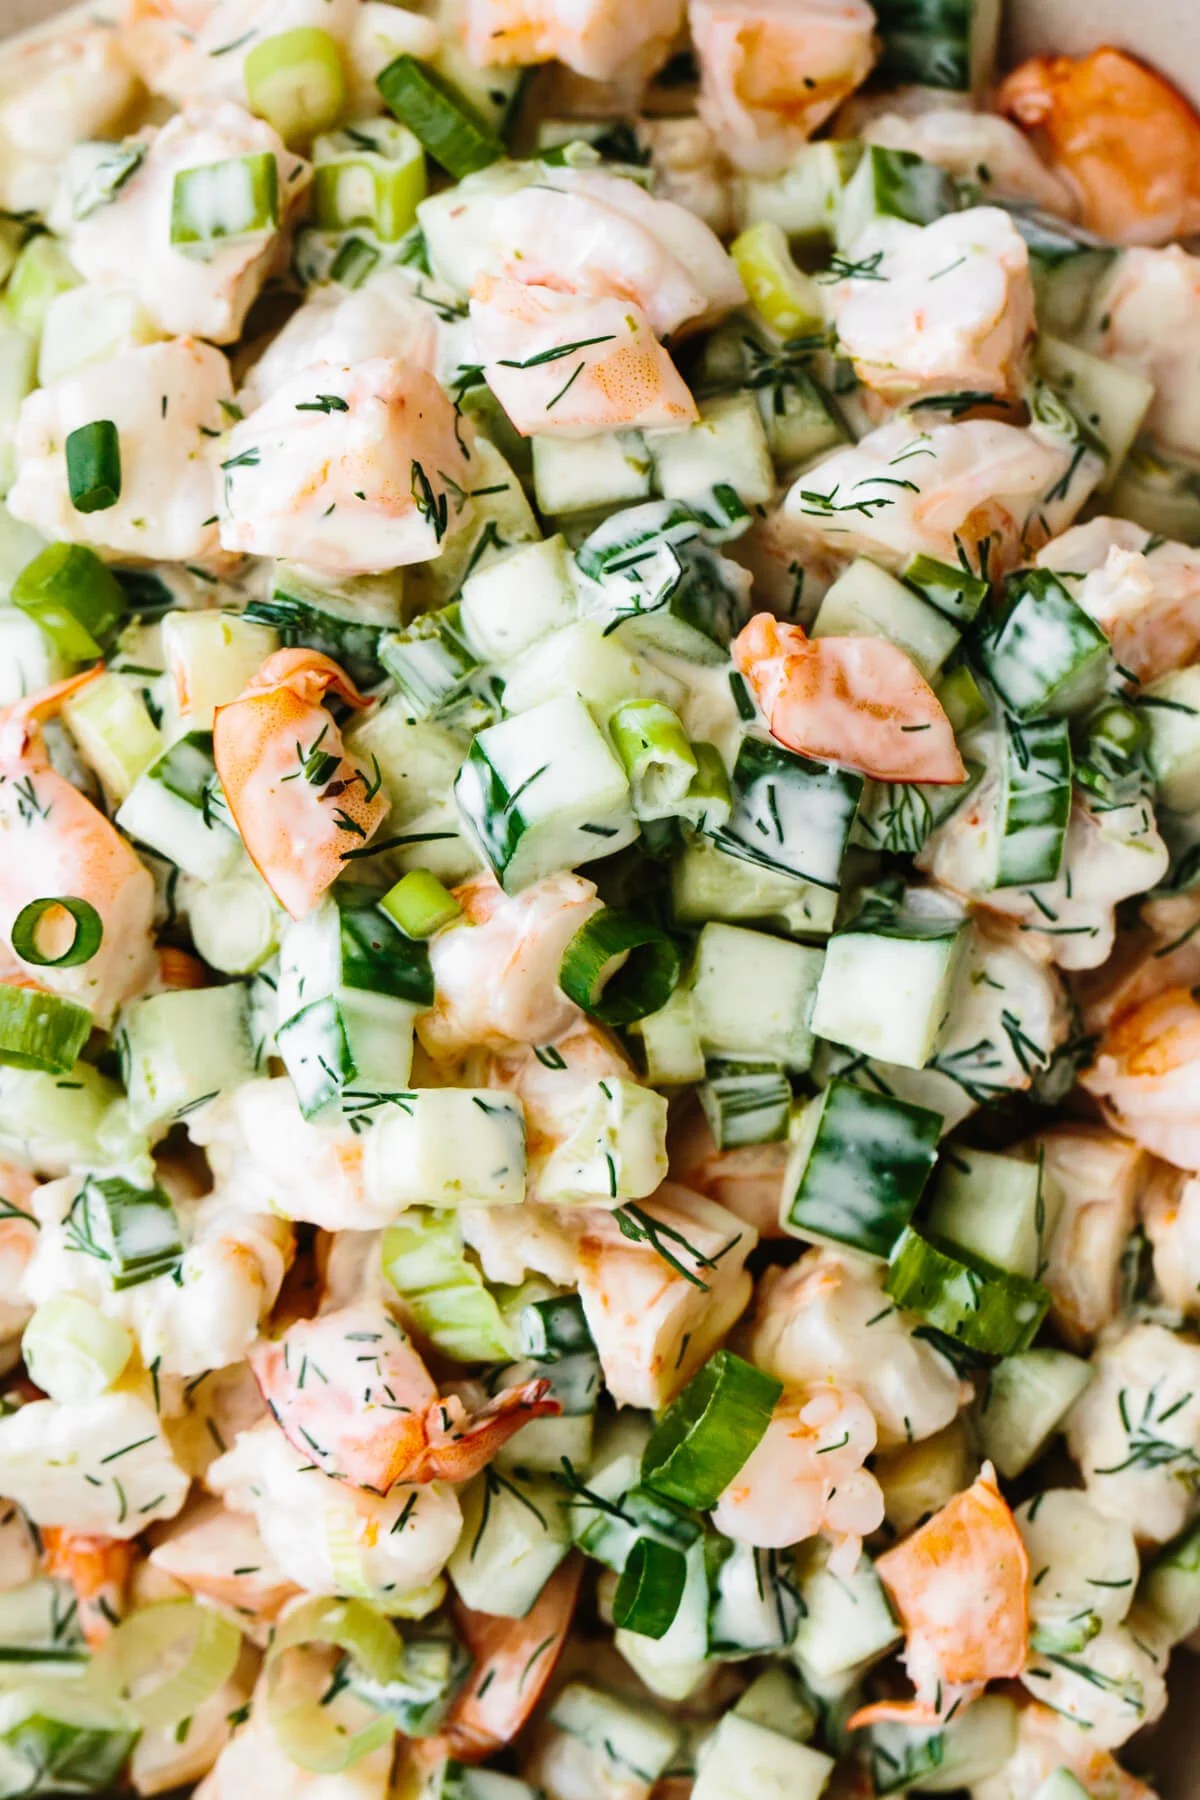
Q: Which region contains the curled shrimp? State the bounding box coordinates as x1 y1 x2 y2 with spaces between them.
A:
689 0 878 177
470 277 697 437
212 650 388 919
0 673 157 1028
249 1301 557 1492
732 613 965 785
1081 985 1200 1170
850 1465 1028 1729
1084 249 1200 466
997 47 1200 246
711 1386 883 1570
419 871 603 1063
40 1529 133 1647
0 23 138 215
974 1701 1160 1800
462 0 683 83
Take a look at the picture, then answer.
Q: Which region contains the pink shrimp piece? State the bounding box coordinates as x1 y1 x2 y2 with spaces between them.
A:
212 649 388 920
711 1386 884 1568
149 1499 299 1627
0 672 156 1027
671 1108 791 1239
249 1302 557 1492
1081 985 1200 1170
41 1529 134 1647
732 613 966 785
850 1465 1028 1728
470 277 697 438
461 0 684 82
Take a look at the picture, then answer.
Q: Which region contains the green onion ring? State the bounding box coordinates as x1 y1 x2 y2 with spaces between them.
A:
612 1538 688 1640
265 1596 403 1772
642 1349 782 1511
559 907 681 1027
88 1601 242 1730
11 897 104 969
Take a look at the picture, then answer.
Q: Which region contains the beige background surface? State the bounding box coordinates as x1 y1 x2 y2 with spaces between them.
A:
1 0 1198 1792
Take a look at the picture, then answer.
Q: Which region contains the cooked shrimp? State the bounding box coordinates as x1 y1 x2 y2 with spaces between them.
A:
240 270 442 409
575 1183 756 1409
1024 1622 1167 1749
1084 248 1200 463
212 649 389 919
422 1558 581 1765
711 1386 883 1569
732 613 965 784
780 417 1098 577
746 1248 970 1450
0 1391 189 1537
861 108 1079 218
462 0 683 82
973 1701 1161 1800
637 118 733 235
207 1415 463 1605
65 103 308 347
40 1528 134 1646
1033 1126 1145 1348
419 871 603 1063
123 0 359 105
218 357 470 576
195 1687 394 1800
690 0 878 176
8 336 233 565
997 47 1200 245
850 1466 1028 1727
1142 1160 1200 1320
826 209 1035 404
149 1498 298 1628
1037 516 1200 682
670 1109 791 1240
1016 1488 1139 1646
1082 986 1200 1170
1066 1321 1200 1546
249 1301 556 1491
0 23 138 215
0 674 156 1028
471 278 697 437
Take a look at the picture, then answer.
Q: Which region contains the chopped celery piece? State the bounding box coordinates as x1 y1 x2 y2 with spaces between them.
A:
312 118 426 240
380 869 463 938
170 153 280 251
244 27 345 143
731 220 823 338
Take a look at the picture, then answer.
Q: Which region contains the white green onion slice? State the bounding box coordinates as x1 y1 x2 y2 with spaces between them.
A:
641 1349 781 1511
244 28 345 143
265 1597 402 1772
612 1537 687 1639
88 1600 241 1730
0 986 92 1075
380 869 462 939
65 420 121 514
11 542 128 659
376 54 504 180
558 908 681 1027
609 699 698 819
11 898 103 970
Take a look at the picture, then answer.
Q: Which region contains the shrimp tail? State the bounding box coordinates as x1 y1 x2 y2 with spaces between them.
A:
0 667 107 766
416 1378 560 1483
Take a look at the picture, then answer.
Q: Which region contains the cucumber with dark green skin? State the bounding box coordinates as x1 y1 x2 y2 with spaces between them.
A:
245 590 386 690
884 1225 1051 1356
903 553 989 626
706 1540 801 1658
997 714 1072 888
977 569 1111 721
380 604 479 717
700 1057 792 1149
709 737 863 894
783 1079 942 1259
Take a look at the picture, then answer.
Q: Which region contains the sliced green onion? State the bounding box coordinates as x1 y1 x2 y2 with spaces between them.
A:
609 699 698 820
244 28 346 143
170 152 280 252
884 1226 1051 1357
699 1057 791 1149
903 552 989 624
266 1596 402 1773
70 1176 183 1290
330 234 382 288
612 1537 687 1639
0 1678 138 1794
517 1293 593 1361
642 1349 781 1511
11 898 103 970
0 986 91 1074
380 869 462 939
382 1213 516 1363
71 141 146 220
89 1600 242 1730
65 420 121 515
679 741 732 832
21 1295 133 1404
312 119 426 241
559 908 681 1027
12 542 127 659
377 54 504 180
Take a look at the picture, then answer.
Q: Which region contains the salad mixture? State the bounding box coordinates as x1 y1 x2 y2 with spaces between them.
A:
3 1 1200 1796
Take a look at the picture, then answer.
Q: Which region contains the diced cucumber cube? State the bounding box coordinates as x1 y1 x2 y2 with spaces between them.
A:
535 1078 668 1207
904 553 989 626
187 869 282 975
978 569 1111 720
671 840 839 939
161 611 279 736
976 1347 1092 1478
119 985 256 1133
1144 665 1200 811
532 430 653 515
867 1693 1017 1795
707 1541 801 1658
630 983 706 1086
884 1226 1050 1356
276 989 417 1120
449 1470 568 1618
458 535 575 663
613 1537 711 1700
711 737 862 894
736 140 863 242
548 1683 681 1790
872 0 1002 93
853 760 981 856
693 1713 834 1800
836 146 960 248
116 732 240 881
733 1666 816 1743
782 1080 942 1258
813 557 961 680
1140 1517 1200 1646
1110 438 1200 544
1036 335 1153 492
756 366 846 470
61 671 163 803
690 922 824 1071
38 284 157 388
1032 1774 1090 1800
500 619 680 717
0 613 68 707
927 1145 1054 1279
364 1089 526 1208
996 715 1072 887
791 1539 901 1680
811 919 966 1070
700 1057 792 1149
648 392 775 507
454 693 638 891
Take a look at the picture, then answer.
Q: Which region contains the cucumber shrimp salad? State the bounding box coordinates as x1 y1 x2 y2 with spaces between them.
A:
4 1 1200 1797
